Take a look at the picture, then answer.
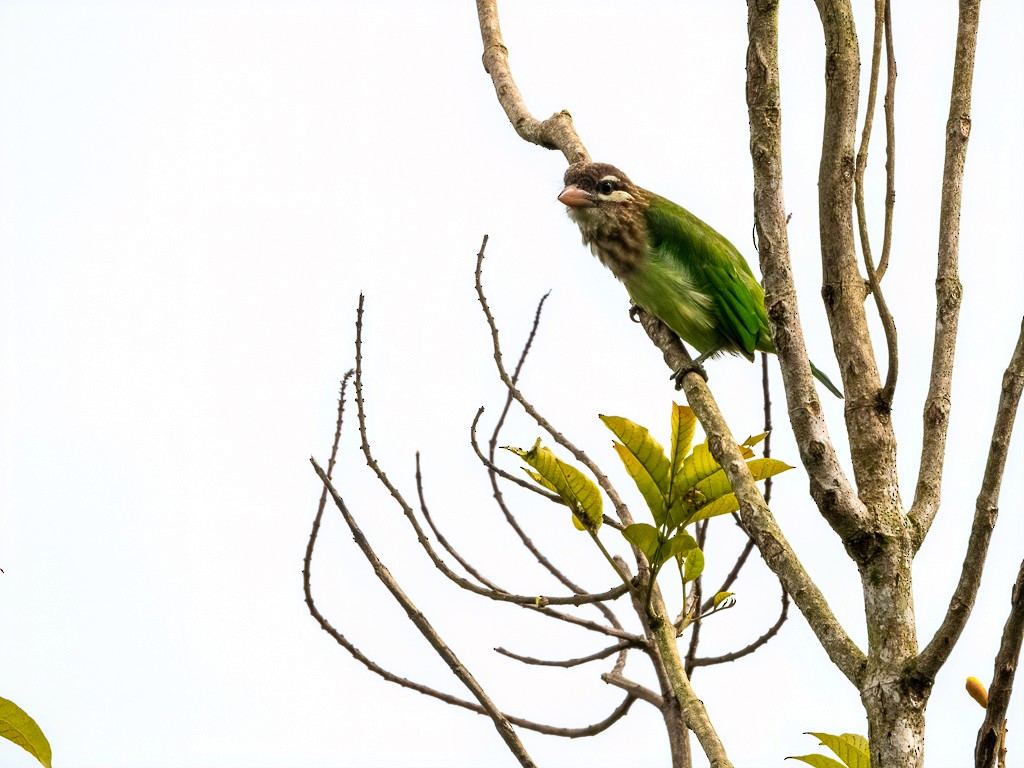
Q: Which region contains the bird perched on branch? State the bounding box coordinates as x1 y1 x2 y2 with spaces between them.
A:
557 161 843 399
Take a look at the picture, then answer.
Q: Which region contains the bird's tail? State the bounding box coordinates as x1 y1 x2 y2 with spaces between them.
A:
810 361 844 399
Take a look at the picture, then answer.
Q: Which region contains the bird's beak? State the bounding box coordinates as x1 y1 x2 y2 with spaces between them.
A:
558 184 596 208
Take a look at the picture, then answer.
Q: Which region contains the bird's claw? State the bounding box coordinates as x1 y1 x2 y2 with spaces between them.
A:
670 359 708 390
628 305 643 323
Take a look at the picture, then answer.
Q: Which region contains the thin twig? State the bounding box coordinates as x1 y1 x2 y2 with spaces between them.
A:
472 288 630 632
412 453 631 608
310 458 536 766
691 581 789 667
475 238 636 529
495 640 637 668
877 0 897 282
854 1 899 409
601 672 665 709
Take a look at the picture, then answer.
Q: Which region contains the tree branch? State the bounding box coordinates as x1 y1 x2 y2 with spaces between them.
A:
854 0 899 408
476 0 588 164
309 458 537 767
909 0 982 547
813 0 902 528
976 556 1024 768
745 0 871 541
915 319 1024 681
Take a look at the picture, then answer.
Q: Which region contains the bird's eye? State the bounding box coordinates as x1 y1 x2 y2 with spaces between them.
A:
598 181 615 195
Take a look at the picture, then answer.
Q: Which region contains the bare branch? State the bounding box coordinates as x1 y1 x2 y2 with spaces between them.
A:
909 0 981 546
601 672 664 709
691 581 789 668
854 0 899 409
310 458 536 766
745 0 871 540
476 0 589 164
495 640 637 668
877 0 897 282
475 237 638 533
413 453 632 609
976 556 1024 768
916 319 1024 680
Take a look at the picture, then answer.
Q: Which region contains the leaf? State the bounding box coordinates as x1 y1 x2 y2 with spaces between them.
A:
676 441 721 492
787 756 848 768
682 546 704 583
622 523 662 563
506 440 602 531
610 442 667 527
601 415 671 525
806 732 870 768
689 492 740 523
743 432 768 449
669 403 697 485
0 696 52 768
664 532 698 566
691 458 794 511
713 591 735 609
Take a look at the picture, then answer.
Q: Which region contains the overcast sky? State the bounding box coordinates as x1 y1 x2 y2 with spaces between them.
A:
1 2 1022 767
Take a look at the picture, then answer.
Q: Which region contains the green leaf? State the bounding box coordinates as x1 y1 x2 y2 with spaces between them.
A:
787 755 848 768
610 442 667 527
664 532 698 566
682 546 704 583
506 440 602 531
806 733 870 768
676 441 721 493
0 697 52 768
713 591 735 609
601 415 671 525
622 523 662 563
691 458 794 512
669 403 697 486
689 492 740 523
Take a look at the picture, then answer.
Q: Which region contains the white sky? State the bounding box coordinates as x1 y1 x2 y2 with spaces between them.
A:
1 2 1021 767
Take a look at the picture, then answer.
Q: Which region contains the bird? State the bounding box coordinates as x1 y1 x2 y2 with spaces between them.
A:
557 161 843 399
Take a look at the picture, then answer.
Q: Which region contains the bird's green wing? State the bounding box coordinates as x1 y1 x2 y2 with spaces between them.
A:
644 193 769 359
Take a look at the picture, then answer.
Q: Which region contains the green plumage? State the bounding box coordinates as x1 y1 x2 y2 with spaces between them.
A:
558 162 842 399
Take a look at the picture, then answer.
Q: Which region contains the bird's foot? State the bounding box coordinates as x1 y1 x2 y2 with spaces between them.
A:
670 359 708 390
628 304 643 323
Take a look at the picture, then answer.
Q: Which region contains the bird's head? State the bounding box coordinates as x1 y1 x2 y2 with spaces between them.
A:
558 162 645 227
557 162 649 277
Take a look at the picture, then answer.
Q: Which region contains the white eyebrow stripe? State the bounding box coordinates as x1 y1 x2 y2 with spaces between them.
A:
598 175 622 184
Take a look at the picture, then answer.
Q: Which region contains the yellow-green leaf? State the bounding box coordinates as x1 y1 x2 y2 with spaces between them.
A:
677 441 720 492
506 440 602 531
0 696 52 768
746 457 795 481
523 468 559 495
806 733 870 768
665 532 698 566
623 523 661 562
600 414 671 495
743 432 768 449
691 458 794 509
683 546 704 583
713 591 735 609
669 403 697 485
787 756 847 768
611 442 667 527
689 492 740 523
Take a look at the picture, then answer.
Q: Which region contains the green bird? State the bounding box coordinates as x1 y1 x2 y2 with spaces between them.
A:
558 162 843 399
